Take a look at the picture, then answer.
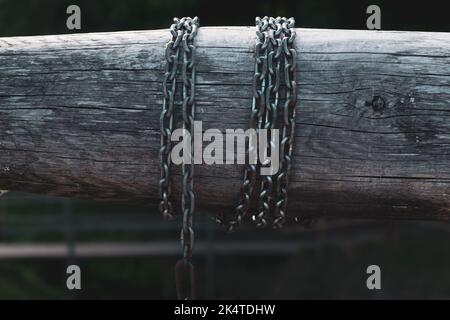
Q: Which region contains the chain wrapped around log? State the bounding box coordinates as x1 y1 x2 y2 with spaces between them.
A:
0 27 449 220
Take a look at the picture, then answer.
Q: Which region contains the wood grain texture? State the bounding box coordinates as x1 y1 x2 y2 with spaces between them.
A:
0 27 449 220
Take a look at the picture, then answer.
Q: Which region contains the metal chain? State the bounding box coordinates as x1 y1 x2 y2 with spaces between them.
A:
273 17 297 229
162 17 297 233
215 16 271 232
160 16 199 300
160 14 298 296
180 16 198 263
159 18 185 221
252 17 283 228
215 17 298 231
178 16 199 300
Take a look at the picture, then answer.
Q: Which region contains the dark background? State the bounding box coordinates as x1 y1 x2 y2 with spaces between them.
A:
0 0 449 299
0 0 448 37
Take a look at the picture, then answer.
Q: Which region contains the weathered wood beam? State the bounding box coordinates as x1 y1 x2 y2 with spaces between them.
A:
0 28 449 220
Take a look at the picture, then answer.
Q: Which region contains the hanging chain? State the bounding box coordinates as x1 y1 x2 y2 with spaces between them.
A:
252 17 283 228
160 16 199 300
273 18 297 229
159 15 298 297
162 17 297 244
178 16 199 300
215 17 269 232
180 15 198 265
215 17 297 231
159 19 185 221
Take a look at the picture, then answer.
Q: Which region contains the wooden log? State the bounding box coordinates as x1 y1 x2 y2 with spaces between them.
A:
0 27 449 220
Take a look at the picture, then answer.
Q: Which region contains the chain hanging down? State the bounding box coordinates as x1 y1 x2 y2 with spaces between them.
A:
253 17 283 228
216 16 298 231
177 16 199 300
215 17 270 232
160 16 199 300
273 17 297 229
159 19 184 221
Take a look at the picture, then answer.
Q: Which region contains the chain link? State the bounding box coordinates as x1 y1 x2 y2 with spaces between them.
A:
180 16 199 263
160 15 298 297
215 17 297 231
159 19 185 220
215 16 270 232
178 16 199 300
160 16 199 300
162 17 298 233
273 17 297 228
252 17 283 228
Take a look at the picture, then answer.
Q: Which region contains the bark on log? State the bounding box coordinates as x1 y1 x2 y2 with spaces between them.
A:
0 28 449 220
